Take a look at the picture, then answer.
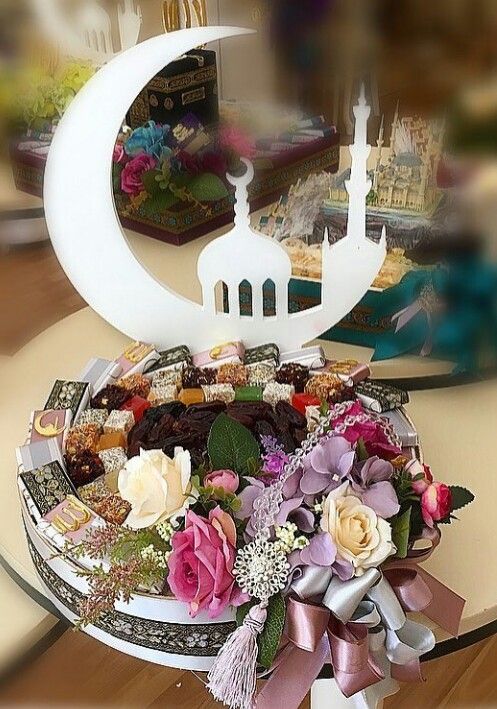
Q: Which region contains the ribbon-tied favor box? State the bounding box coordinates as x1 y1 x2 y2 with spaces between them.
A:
280 345 326 370
244 343 280 367
114 342 159 379
29 409 72 449
144 345 192 375
44 380 90 419
20 461 77 518
43 495 95 543
355 380 409 414
78 357 120 394
192 342 245 369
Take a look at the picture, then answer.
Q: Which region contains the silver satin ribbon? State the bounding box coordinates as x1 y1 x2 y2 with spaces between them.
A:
291 565 435 672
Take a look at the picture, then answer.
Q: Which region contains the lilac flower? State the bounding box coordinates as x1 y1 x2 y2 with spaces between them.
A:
288 533 354 589
300 436 356 496
260 435 289 484
348 456 400 519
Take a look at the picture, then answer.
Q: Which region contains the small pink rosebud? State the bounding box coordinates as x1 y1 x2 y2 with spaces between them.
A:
407 459 434 495
204 469 240 496
421 482 452 527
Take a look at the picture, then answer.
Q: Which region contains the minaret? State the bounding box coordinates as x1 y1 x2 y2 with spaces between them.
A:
391 100 400 155
344 86 371 244
373 115 384 192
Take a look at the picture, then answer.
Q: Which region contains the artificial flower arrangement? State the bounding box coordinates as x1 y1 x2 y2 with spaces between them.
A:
113 116 255 224
2 59 95 131
30 341 474 709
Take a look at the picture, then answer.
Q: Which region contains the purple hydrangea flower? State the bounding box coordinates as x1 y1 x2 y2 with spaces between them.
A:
300 436 356 495
348 456 400 519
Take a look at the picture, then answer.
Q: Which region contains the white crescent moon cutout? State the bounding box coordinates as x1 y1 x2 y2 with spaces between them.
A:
44 26 386 352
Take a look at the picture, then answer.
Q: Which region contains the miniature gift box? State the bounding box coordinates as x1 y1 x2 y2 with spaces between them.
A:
326 360 371 387
114 342 159 379
355 380 409 414
280 346 326 370
78 357 119 394
20 461 77 517
44 380 90 418
192 342 244 369
144 345 192 374
43 495 95 543
29 409 72 449
243 343 280 368
16 439 64 472
127 49 220 131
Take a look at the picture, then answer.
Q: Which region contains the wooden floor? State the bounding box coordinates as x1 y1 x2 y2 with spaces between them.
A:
0 626 496 708
1 239 497 707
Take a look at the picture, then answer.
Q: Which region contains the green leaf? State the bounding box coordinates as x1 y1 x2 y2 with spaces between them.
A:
112 164 123 192
207 413 260 475
449 486 474 512
258 594 286 669
141 169 163 197
356 437 369 462
140 188 178 218
188 173 229 202
235 594 286 670
391 507 411 559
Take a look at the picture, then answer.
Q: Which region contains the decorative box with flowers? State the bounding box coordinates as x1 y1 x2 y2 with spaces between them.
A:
17 338 473 707
113 117 340 246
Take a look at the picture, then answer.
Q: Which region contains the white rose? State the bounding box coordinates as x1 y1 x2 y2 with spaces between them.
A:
321 482 395 576
118 447 194 530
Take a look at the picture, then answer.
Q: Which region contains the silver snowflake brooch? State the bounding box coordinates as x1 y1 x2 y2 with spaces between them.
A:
233 540 290 602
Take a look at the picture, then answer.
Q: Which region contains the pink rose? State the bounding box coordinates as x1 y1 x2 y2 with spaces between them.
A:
113 143 128 164
167 507 246 618
219 125 256 159
421 482 452 528
335 402 402 459
204 469 240 495
121 153 156 196
407 459 434 494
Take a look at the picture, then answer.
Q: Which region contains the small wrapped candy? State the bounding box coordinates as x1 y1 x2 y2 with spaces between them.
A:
263 382 295 407
77 409 108 429
235 386 264 402
65 424 101 459
178 388 205 406
192 342 244 369
182 365 216 388
305 374 344 402
292 393 321 416
246 362 276 386
91 385 131 411
151 369 183 388
98 431 127 452
103 410 135 436
66 450 105 488
276 363 310 393
202 384 235 404
120 395 151 422
216 363 248 387
117 373 151 399
148 384 178 406
98 447 128 476
92 494 131 525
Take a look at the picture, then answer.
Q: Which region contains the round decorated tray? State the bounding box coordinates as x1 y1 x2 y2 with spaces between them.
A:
19 337 428 676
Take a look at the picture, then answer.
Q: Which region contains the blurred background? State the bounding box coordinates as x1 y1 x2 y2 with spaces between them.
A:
1 1 497 706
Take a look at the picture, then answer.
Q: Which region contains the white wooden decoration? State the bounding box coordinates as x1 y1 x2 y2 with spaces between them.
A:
44 27 386 352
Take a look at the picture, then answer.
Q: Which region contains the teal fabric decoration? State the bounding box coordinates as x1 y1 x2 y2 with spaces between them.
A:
372 258 497 373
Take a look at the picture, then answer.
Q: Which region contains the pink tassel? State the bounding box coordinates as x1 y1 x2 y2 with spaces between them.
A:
207 603 268 709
